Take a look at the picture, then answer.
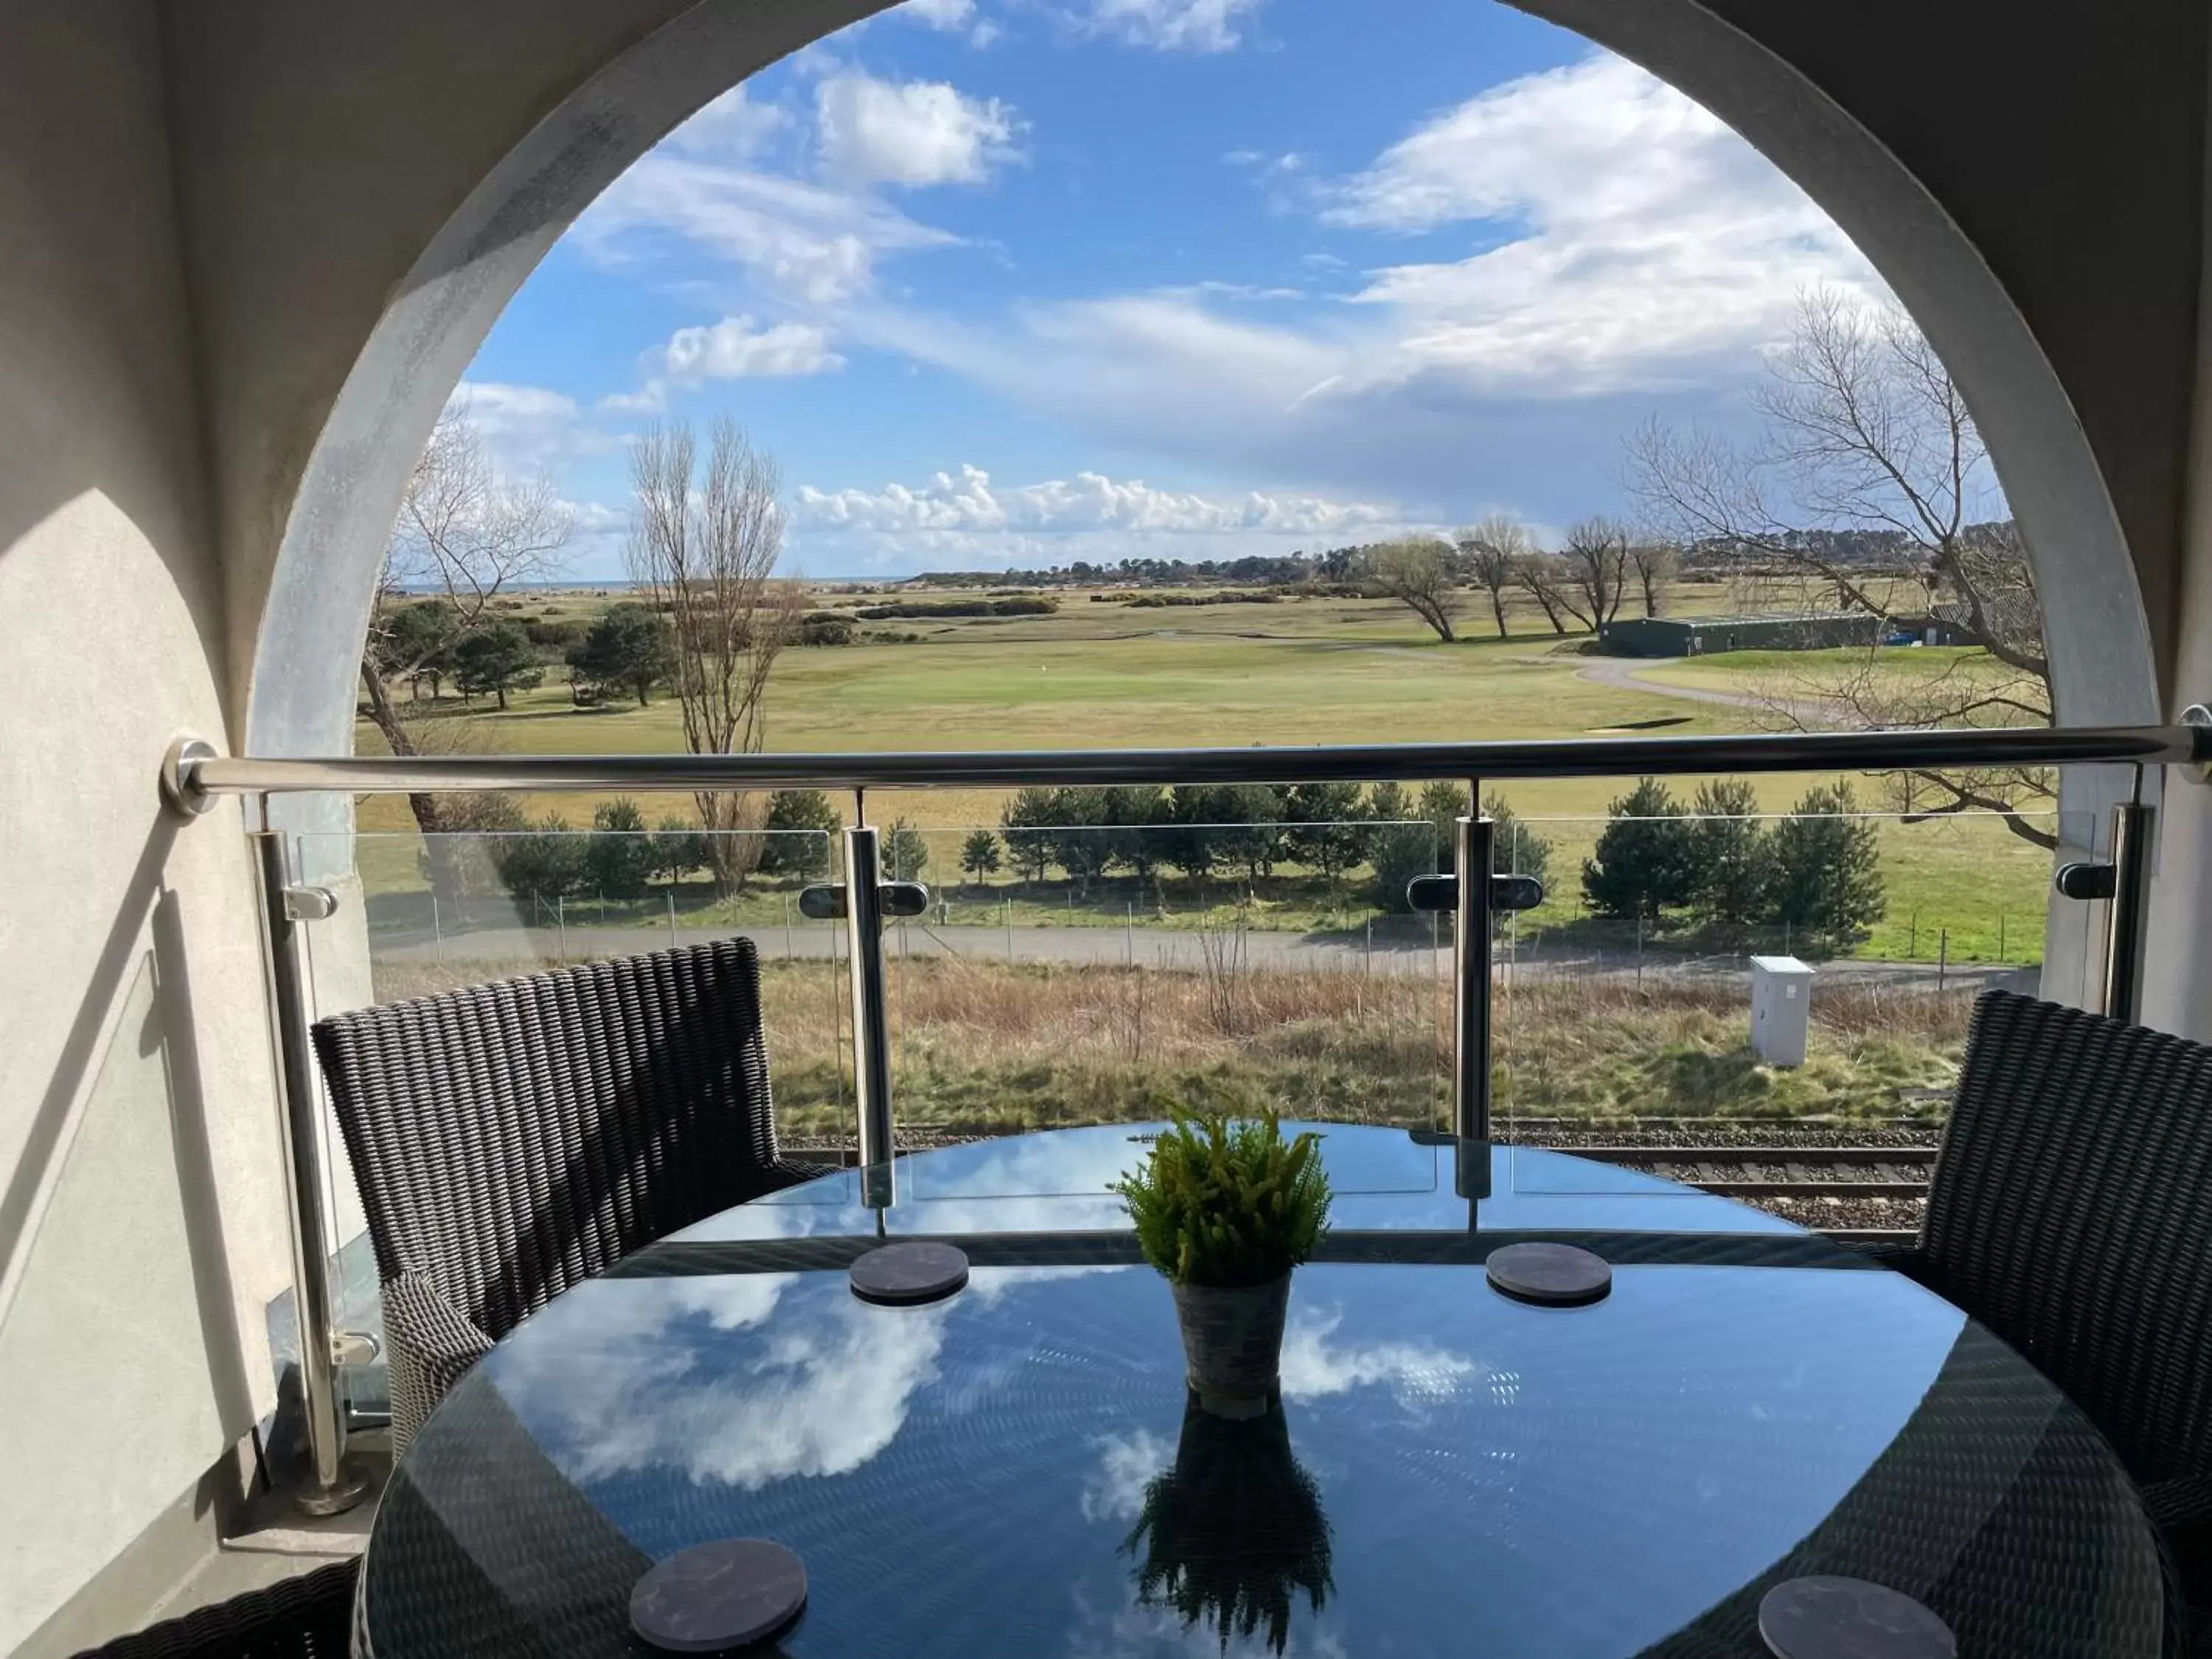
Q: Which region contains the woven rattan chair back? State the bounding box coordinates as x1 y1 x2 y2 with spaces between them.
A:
313 937 796 1342
1927 990 2212 1489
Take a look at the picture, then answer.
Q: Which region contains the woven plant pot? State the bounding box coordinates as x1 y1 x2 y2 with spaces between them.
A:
1173 1274 1292 1406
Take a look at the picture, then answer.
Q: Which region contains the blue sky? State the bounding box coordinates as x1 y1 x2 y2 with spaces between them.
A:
458 0 1886 578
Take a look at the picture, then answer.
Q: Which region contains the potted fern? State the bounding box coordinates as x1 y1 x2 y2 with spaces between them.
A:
1110 1113 1332 1407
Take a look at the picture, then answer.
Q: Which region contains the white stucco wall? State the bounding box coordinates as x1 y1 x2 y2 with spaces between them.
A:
0 6 291 1647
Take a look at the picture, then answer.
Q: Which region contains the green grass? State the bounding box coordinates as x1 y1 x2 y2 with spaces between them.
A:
354 588 2055 964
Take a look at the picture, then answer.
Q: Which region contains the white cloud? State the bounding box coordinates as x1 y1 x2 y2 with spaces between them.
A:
1320 54 1881 394
813 74 1021 188
818 50 1892 526
665 86 790 161
606 315 844 411
1278 1307 1478 1402
495 1276 956 1491
442 380 623 474
900 0 975 28
796 462 1392 538
577 156 954 305
1079 0 1265 52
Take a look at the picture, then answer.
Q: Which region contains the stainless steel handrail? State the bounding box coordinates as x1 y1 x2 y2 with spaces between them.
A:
166 720 2207 803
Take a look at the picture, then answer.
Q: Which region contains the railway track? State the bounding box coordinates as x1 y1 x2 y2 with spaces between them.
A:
1496 1122 1943 1239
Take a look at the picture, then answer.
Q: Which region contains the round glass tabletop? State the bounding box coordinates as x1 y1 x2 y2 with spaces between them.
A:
359 1126 2169 1658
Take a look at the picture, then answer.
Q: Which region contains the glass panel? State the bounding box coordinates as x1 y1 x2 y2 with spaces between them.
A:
874 799 1453 1183
1492 802 2054 1228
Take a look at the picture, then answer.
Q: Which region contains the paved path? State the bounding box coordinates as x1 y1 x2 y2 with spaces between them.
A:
1576 655 1836 726
370 917 2026 994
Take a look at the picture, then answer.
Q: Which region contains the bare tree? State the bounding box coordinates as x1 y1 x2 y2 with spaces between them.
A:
1457 515 1531 639
1510 554 1573 635
1629 288 2053 846
363 404 573 851
1557 517 1630 629
1362 538 1461 642
1627 538 1678 617
627 418 803 886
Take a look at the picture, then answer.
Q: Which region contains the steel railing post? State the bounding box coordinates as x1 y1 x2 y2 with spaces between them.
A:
2104 801 2154 1022
251 830 368 1516
1453 801 1495 1143
843 824 896 1201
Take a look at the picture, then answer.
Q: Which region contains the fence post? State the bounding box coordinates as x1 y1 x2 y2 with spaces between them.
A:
1938 929 1948 991
844 822 896 1204
251 831 368 1516
1453 801 1495 1142
2104 800 2154 1021
667 887 677 947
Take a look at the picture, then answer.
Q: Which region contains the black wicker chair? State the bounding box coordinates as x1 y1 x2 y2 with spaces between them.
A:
1871 990 2212 1618
70 1558 358 1659
313 936 832 1451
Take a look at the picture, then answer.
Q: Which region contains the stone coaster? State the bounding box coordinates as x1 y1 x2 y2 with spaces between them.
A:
1758 1576 1956 1659
630 1539 807 1653
849 1240 970 1306
1485 1242 1613 1307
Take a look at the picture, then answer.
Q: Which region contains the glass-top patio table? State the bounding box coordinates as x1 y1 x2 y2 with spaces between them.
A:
356 1125 2174 1658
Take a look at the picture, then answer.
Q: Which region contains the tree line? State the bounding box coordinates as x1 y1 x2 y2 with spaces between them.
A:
979 782 1556 914
1580 777 1887 952
440 772 1888 957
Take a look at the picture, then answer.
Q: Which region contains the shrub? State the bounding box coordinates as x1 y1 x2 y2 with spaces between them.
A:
492 814 587 902
1110 1113 1333 1287
852 596 1060 619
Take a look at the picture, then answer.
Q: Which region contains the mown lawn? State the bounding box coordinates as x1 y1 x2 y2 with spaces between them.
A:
351 594 2055 964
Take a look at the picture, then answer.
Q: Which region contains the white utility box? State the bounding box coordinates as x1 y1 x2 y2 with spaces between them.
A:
1750 956 1815 1067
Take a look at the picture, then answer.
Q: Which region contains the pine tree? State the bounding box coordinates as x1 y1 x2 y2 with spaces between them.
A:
759 789 840 879
1000 786 1062 883
1581 778 1697 922
1281 780 1368 880
1770 782 1887 952
959 830 1003 888
582 797 655 900
884 818 931 883
1686 779 1773 936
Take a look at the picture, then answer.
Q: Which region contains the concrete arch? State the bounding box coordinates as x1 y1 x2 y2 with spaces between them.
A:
240 0 2162 1000
240 0 886 765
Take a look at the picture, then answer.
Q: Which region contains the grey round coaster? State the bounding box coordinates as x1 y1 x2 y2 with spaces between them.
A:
630 1539 807 1653
1486 1242 1612 1307
850 1240 970 1306
1758 1576 1955 1659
